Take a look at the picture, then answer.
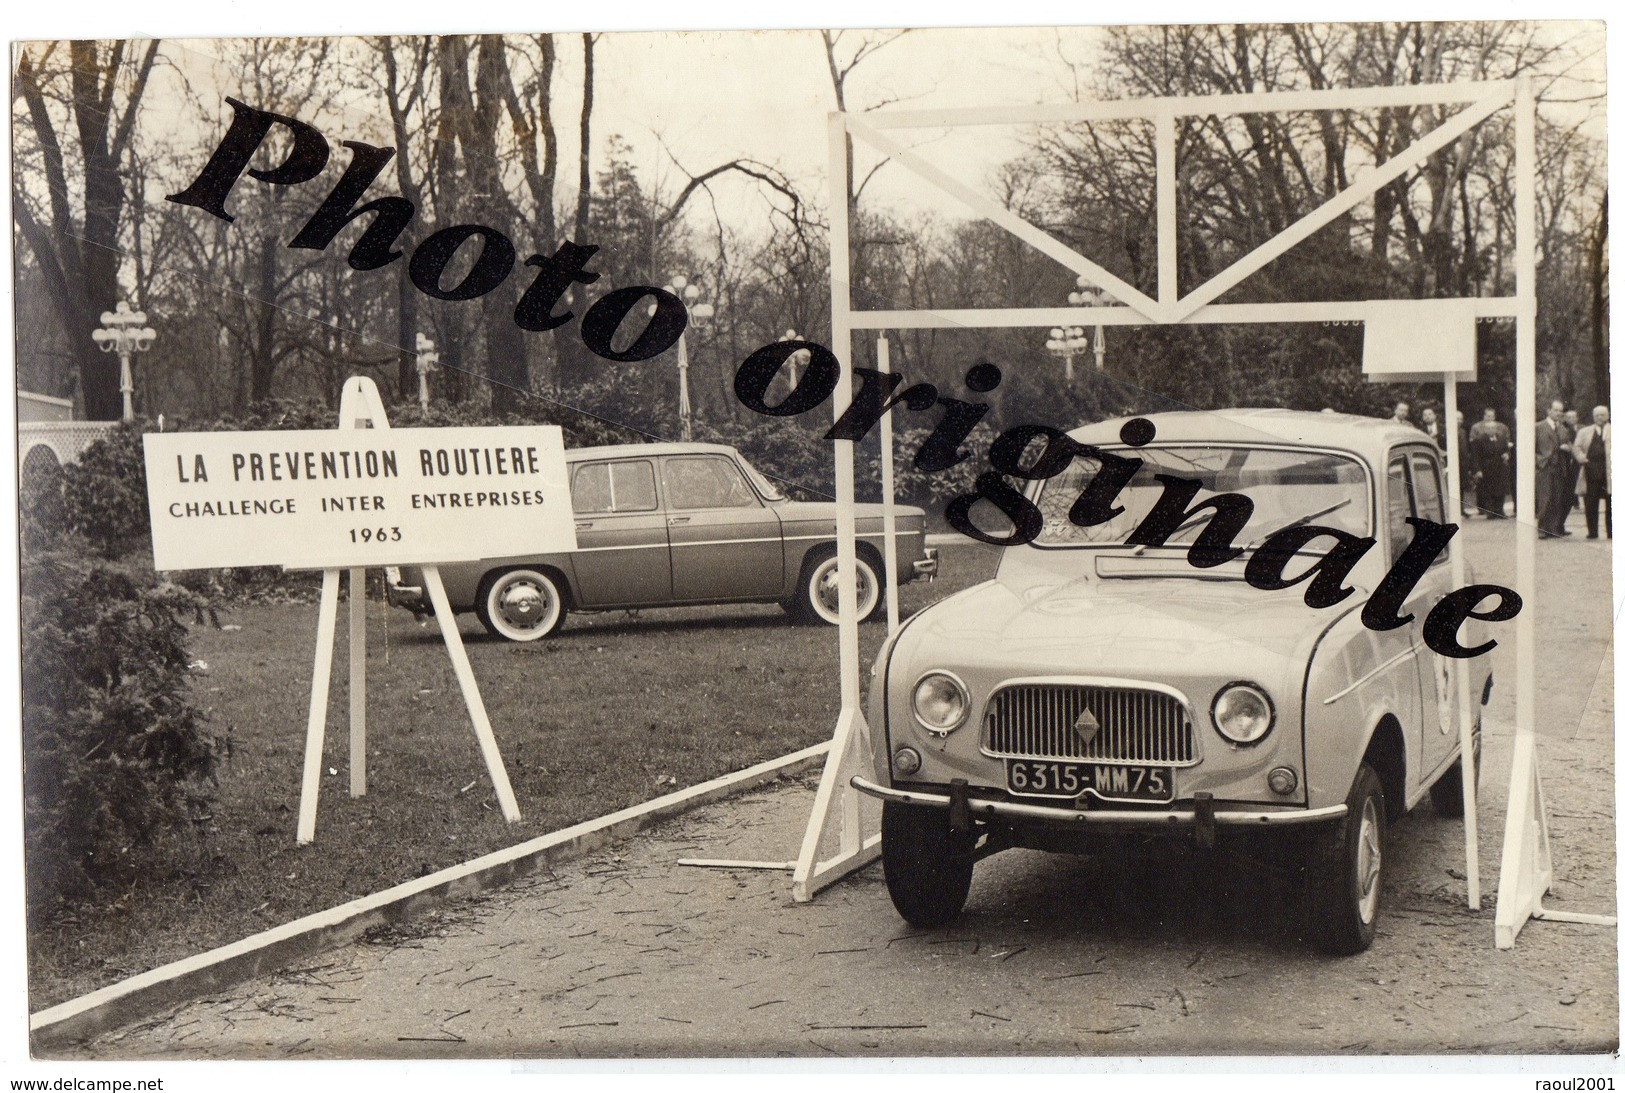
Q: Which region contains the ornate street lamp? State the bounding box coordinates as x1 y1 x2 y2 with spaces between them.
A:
1068 276 1112 372
414 332 440 413
90 301 156 422
655 275 715 442
1045 325 1088 384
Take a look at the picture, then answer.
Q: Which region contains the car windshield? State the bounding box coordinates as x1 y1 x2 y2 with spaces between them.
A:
1032 445 1371 550
737 454 787 502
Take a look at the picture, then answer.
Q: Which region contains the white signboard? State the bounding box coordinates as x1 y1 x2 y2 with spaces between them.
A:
143 426 576 570
1361 298 1479 382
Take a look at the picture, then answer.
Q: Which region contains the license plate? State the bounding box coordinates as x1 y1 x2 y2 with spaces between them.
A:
1005 760 1173 802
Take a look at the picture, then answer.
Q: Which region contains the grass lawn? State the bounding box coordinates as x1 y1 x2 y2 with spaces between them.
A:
25 540 999 1010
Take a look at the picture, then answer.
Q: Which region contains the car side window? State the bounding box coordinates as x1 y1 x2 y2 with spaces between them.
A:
572 463 610 513
1408 451 1450 566
664 456 759 510
1386 455 1414 565
572 460 658 514
611 461 659 511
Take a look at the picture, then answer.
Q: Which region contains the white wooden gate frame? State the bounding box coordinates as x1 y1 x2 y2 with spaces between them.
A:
778 76 1613 947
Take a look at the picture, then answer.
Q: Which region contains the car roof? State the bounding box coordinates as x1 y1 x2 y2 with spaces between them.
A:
563 441 739 462
1067 408 1435 460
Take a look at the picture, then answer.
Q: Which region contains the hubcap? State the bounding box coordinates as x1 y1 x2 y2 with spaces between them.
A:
1356 797 1382 923
497 580 552 632
814 560 874 620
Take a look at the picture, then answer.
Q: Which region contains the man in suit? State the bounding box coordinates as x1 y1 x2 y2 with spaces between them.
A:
1450 410 1474 514
1469 407 1511 518
1563 408 1583 515
1535 400 1573 538
1574 405 1611 538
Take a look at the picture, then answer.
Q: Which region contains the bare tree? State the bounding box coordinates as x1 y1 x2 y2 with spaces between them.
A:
574 32 597 242
377 35 435 400
14 40 160 419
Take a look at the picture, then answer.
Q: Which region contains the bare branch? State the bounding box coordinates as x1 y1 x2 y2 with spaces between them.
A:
110 40 160 163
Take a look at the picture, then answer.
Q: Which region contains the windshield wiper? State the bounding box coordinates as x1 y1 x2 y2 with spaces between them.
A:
1245 497 1354 550
1132 509 1215 555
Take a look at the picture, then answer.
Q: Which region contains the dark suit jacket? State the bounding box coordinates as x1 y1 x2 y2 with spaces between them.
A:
1535 419 1560 470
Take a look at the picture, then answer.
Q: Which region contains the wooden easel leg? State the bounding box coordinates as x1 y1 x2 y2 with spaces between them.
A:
421 565 523 823
297 569 342 844
349 567 367 798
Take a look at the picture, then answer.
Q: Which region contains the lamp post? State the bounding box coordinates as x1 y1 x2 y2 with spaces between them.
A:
654 275 714 442
1068 276 1111 372
414 332 440 413
782 328 812 389
91 301 156 422
1045 325 1088 384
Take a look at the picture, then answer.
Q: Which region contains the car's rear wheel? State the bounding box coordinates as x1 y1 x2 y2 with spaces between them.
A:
881 801 974 928
1428 718 1483 819
1305 762 1386 955
791 549 881 625
477 568 567 641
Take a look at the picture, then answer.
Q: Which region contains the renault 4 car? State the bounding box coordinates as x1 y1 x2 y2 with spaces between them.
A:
854 410 1491 954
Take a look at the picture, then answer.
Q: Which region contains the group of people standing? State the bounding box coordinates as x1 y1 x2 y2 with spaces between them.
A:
1386 399 1611 538
1536 401 1612 540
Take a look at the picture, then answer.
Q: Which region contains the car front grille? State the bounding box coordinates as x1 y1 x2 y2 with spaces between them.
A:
982 684 1197 765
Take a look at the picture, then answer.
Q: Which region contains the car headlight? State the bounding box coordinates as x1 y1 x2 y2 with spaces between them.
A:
1211 682 1275 745
911 671 970 735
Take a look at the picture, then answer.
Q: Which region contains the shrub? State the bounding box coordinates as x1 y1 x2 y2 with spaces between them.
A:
57 423 149 558
19 447 70 556
20 552 221 916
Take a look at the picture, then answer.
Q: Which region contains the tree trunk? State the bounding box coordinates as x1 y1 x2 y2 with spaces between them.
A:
575 33 595 242
1589 192 1609 405
551 32 597 394
249 233 279 402
397 266 419 404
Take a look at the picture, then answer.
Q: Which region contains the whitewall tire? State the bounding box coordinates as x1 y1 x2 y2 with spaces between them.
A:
477 568 567 641
795 551 881 625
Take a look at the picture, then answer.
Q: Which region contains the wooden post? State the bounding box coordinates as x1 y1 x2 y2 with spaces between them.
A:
1155 105 1177 306
878 336 900 634
790 113 883 901
830 113 860 715
1443 375 1481 908
297 569 342 845
422 565 522 823
349 567 367 798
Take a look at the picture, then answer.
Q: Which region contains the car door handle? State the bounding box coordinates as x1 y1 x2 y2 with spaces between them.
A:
575 520 594 530
668 516 691 525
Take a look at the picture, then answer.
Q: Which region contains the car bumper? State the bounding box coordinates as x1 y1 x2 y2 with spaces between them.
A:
850 776 1346 827
384 566 427 612
912 547 939 582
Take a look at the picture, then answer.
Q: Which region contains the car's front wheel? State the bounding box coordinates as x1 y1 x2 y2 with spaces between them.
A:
1306 762 1386 955
791 549 881 625
881 801 974 928
477 568 567 641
